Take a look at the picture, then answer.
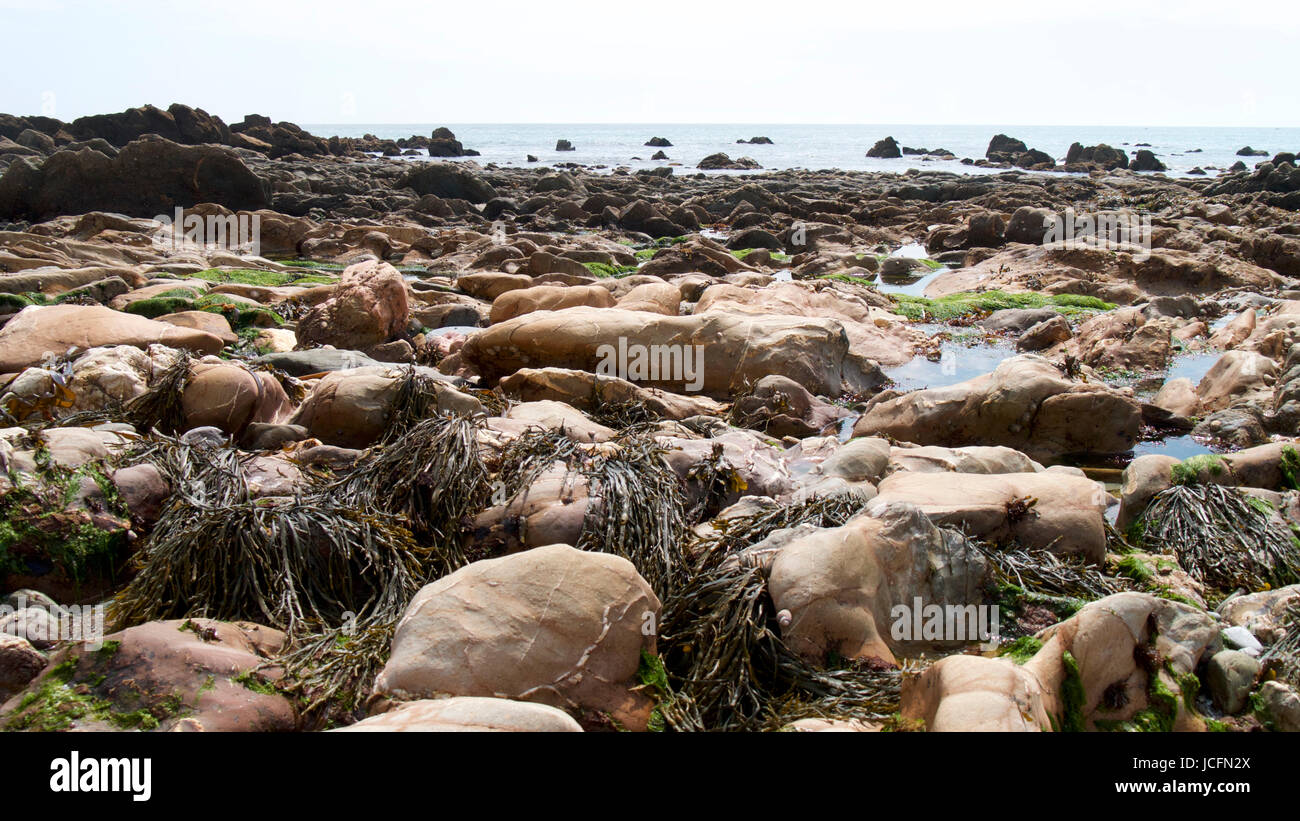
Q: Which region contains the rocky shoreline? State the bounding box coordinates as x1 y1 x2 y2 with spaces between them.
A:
0 104 1298 732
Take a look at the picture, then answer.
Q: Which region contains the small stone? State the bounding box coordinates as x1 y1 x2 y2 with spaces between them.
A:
1221 625 1263 655
1205 649 1259 714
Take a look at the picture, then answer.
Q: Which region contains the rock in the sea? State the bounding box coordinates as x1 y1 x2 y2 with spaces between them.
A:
1064 142 1128 170
865 137 902 159
697 153 761 170
1131 149 1167 172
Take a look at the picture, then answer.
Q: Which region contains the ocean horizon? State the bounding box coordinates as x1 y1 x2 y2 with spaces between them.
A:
304 122 1300 178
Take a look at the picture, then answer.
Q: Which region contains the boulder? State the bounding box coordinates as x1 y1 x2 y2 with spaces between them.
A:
980 306 1059 333
900 654 1053 731
853 355 1141 461
1196 350 1277 412
1257 681 1300 732
154 310 238 345
460 307 883 400
731 374 849 438
336 697 583 732
1004 207 1055 245
616 282 681 315
111 463 170 527
496 367 725 421
886 444 1041 476
1209 308 1256 349
295 260 410 350
455 272 534 301
902 593 1218 731
865 137 902 159
254 348 383 376
289 365 481 448
500 400 616 443
398 162 498 203
767 503 992 666
180 361 294 436
0 135 270 220
658 430 794 510
0 634 45 703
0 305 225 373
872 470 1109 560
693 281 917 367
489 284 615 324
1152 377 1198 417
1067 308 1173 372
1016 315 1071 351
1218 584 1300 646
815 437 892 483
1205 650 1259 714
468 464 592 553
59 345 157 414
373 545 660 730
0 619 296 732
1115 454 1179 530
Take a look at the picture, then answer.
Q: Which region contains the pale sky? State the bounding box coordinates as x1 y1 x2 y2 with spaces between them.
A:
2 0 1296 126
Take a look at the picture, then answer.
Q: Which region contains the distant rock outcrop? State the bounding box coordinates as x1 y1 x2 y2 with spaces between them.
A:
0 134 271 220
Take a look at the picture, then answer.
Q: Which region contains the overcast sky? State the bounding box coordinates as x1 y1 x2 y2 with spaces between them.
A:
3 0 1296 126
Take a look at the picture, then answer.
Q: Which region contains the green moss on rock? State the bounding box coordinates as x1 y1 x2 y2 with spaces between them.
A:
891 290 1115 322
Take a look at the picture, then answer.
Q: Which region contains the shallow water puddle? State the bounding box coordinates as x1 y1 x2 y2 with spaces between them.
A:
426 325 480 338
871 243 948 296
889 242 930 259
875 267 946 297
1165 350 1219 384
1132 434 1218 461
884 326 1016 391
1209 312 1238 332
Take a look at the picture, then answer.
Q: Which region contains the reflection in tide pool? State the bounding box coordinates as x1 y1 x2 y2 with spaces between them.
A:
875 267 946 297
884 329 1017 392
890 243 930 259
1165 351 1220 384
1132 435 1217 461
